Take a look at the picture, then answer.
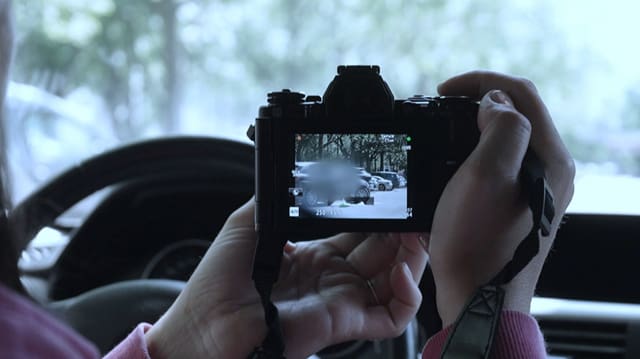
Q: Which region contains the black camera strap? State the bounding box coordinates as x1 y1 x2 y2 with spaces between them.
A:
440 151 555 358
249 278 286 359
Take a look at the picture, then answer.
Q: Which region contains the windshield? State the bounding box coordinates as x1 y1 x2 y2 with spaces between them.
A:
6 0 640 214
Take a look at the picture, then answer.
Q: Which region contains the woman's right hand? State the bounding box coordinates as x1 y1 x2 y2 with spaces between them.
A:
427 71 575 326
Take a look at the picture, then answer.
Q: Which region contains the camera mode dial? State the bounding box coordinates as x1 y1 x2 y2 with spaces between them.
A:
268 89 305 105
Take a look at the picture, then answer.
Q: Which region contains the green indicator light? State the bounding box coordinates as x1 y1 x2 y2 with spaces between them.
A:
406 136 412 142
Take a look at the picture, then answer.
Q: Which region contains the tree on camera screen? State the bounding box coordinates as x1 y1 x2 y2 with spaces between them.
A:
288 133 411 219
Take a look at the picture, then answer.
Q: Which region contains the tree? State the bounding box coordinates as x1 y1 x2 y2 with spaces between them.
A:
295 134 407 172
10 0 597 189
622 88 640 131
13 0 583 136
13 0 181 140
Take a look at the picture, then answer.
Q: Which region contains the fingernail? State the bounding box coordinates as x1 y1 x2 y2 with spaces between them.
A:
283 241 297 254
489 90 513 107
417 235 426 248
401 262 411 277
417 233 429 252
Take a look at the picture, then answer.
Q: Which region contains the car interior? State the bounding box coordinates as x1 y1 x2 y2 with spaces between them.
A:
7 1 640 358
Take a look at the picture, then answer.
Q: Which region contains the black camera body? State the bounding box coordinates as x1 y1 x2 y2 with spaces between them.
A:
248 66 555 358
250 65 481 277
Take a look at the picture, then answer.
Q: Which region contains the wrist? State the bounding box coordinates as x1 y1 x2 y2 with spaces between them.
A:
435 274 536 326
145 310 214 359
434 235 551 326
145 298 267 359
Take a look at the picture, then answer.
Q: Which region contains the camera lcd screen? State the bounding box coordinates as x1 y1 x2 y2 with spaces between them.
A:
288 133 412 220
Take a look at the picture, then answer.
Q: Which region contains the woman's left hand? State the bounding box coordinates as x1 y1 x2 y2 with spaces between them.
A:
145 199 428 359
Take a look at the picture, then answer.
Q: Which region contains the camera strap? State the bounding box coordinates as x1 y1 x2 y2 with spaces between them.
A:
440 151 555 358
249 278 286 359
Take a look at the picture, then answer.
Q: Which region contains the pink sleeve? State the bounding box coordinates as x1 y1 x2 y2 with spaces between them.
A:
0 284 100 359
0 283 153 359
103 323 153 359
422 311 547 358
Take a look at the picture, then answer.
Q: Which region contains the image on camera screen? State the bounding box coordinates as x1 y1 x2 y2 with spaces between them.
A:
288 133 411 219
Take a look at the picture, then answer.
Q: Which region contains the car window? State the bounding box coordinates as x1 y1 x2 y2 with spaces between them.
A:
7 0 640 214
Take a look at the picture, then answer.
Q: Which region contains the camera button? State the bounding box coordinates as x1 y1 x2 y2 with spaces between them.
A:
268 89 305 105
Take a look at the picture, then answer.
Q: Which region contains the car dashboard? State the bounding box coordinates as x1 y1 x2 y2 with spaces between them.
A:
17 173 640 359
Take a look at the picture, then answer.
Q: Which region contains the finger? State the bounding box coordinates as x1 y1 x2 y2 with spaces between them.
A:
438 71 572 171
220 198 255 232
361 262 422 339
283 241 296 254
362 233 428 305
192 199 257 281
347 232 428 284
394 233 429 282
467 90 531 179
438 71 550 134
320 232 368 257
438 71 575 213
212 198 257 250
418 233 430 254
346 233 400 278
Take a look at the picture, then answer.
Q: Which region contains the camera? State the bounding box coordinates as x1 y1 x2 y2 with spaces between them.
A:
252 65 479 232
248 65 481 275
247 66 555 357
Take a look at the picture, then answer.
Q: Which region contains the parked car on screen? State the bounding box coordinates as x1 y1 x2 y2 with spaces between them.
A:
355 167 373 182
369 175 393 191
293 162 371 207
371 171 405 188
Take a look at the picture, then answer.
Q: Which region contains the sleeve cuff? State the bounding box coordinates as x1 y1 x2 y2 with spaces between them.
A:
422 311 547 358
103 323 153 359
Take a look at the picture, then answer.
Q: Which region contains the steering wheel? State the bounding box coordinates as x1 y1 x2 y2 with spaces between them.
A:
9 136 418 357
10 136 255 353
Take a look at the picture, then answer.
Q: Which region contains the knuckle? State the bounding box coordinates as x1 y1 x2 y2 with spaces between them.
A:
464 160 498 183
224 202 253 227
515 76 539 95
481 109 532 150
470 69 490 78
227 206 244 221
565 157 577 180
391 324 406 338
548 157 577 202
549 156 576 181
495 110 532 134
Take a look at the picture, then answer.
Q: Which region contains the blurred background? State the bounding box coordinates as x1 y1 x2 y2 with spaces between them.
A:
6 0 640 214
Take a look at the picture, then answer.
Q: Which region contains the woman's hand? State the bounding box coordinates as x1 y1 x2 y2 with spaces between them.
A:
428 71 575 326
145 70 574 358
145 200 428 359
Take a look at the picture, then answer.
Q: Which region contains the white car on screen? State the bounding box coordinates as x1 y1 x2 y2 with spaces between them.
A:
369 175 393 191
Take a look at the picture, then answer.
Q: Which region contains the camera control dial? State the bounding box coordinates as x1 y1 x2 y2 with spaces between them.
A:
267 89 305 105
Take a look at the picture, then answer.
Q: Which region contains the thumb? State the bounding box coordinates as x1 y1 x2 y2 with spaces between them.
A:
221 197 255 231
470 90 532 178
